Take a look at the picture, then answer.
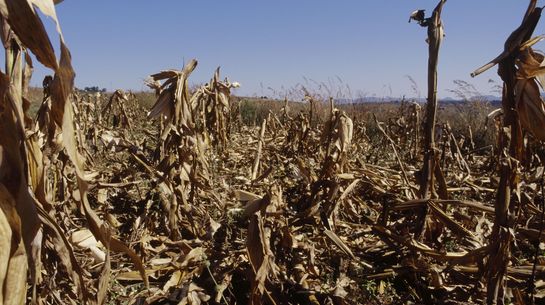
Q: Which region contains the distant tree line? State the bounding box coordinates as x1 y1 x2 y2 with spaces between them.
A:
78 86 107 93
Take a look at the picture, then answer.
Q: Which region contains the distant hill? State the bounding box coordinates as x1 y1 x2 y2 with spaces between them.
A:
334 95 501 105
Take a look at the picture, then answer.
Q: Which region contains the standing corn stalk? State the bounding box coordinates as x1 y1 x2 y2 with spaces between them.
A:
190 67 239 152
146 59 200 239
409 0 446 200
101 89 132 130
146 61 238 239
471 1 542 304
0 1 149 304
409 1 447 243
0 2 81 303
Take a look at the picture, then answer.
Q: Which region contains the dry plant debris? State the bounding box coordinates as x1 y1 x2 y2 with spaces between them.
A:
3 0 545 305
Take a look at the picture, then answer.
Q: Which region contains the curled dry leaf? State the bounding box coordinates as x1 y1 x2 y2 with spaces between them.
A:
515 47 545 141
70 229 106 263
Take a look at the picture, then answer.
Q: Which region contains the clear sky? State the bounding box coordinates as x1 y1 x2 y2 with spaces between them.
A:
30 0 541 99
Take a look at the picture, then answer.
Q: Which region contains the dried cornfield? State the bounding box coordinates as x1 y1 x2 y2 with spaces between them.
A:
4 1 545 305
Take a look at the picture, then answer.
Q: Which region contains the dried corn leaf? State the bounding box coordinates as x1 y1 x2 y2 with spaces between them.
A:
0 184 26 305
71 229 106 263
515 47 545 141
147 59 198 130
0 0 57 69
97 230 111 305
36 202 88 301
178 283 211 305
324 229 356 259
471 4 542 77
247 211 277 300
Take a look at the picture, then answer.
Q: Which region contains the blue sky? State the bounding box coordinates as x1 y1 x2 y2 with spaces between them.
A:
32 1 539 99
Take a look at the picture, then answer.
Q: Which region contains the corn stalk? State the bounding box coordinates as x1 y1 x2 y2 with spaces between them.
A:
190 68 238 152
102 89 132 130
0 2 149 304
146 61 237 239
472 1 542 304
409 0 447 244
410 0 447 200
